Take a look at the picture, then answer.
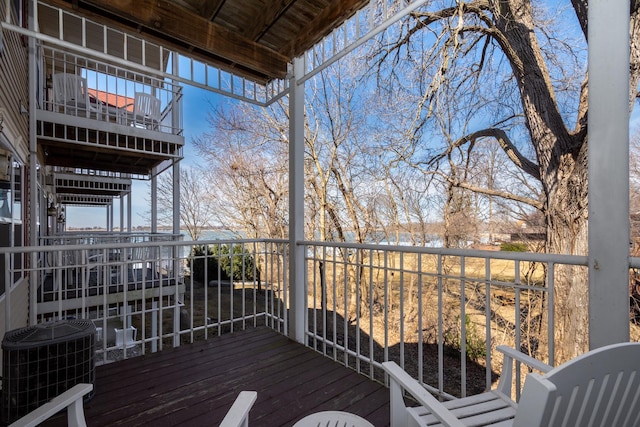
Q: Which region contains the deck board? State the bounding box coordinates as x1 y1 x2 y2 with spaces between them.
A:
42 327 391 426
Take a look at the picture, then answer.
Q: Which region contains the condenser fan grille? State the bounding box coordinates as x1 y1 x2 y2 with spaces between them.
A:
1 319 96 424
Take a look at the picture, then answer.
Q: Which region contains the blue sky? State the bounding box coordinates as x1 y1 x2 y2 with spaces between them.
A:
65 85 640 229
65 84 220 228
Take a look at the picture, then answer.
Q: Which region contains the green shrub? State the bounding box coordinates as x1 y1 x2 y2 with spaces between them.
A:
213 244 257 281
444 314 487 361
500 242 528 252
188 245 228 283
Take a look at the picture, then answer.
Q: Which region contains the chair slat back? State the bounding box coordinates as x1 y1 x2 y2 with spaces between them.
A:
134 92 161 121
514 342 640 426
53 74 88 105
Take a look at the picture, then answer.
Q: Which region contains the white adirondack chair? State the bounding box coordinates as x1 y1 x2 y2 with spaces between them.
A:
120 92 161 129
52 73 102 119
383 342 640 426
8 383 93 427
220 391 258 427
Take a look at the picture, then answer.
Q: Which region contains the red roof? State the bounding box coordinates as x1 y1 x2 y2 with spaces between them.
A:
87 89 134 112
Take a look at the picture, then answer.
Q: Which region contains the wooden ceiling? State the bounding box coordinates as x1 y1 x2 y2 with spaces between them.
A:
46 0 370 83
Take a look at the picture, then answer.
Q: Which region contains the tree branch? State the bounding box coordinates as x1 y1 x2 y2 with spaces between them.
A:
453 180 544 210
462 129 540 180
429 128 541 181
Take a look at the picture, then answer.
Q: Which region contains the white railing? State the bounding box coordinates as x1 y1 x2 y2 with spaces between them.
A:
299 0 430 84
40 231 182 246
301 241 589 399
38 44 184 137
1 1 287 106
50 166 147 182
3 237 639 400
1 238 287 365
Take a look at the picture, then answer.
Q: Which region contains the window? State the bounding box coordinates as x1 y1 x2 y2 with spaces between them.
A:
11 0 26 29
0 155 24 295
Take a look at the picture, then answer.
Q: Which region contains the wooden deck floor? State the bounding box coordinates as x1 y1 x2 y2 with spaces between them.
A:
43 327 391 426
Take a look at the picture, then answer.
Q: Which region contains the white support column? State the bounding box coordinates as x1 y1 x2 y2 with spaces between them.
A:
288 57 305 343
106 203 113 231
172 160 181 348
28 0 38 325
151 170 158 233
171 51 182 348
171 51 181 240
119 194 124 232
172 155 181 236
587 0 630 348
127 190 132 232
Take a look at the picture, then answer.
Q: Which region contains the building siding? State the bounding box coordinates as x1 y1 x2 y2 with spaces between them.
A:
0 2 29 158
0 0 32 346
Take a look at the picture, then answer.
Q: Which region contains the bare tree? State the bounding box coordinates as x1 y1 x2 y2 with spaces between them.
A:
193 103 289 240
630 130 640 255
155 166 216 241
374 0 640 362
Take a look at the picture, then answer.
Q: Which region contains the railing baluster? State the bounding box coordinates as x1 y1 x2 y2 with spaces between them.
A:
437 253 444 397
460 255 467 397
399 251 405 369
356 248 361 373
485 257 492 392
369 248 375 379
417 253 423 384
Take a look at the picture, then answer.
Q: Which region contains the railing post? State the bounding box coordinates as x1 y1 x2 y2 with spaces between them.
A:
288 56 306 344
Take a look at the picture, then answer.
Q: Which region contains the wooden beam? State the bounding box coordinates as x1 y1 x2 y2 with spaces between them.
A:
200 0 226 21
245 0 296 42
73 0 289 79
43 0 275 83
286 0 369 57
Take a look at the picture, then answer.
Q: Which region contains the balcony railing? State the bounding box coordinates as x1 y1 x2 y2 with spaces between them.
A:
4 238 287 365
301 241 589 400
40 231 182 246
37 45 184 139
3 237 637 399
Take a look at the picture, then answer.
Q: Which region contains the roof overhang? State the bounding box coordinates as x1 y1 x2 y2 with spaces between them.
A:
42 0 370 83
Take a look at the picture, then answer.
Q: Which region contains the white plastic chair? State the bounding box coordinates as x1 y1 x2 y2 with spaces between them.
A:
383 342 640 426
52 73 101 119
121 92 161 129
115 325 137 349
293 411 374 427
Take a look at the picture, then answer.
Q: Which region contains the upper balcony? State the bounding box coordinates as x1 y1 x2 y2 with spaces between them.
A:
49 167 132 201
36 46 184 177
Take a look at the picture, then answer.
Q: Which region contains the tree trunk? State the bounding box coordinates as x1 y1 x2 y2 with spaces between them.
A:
545 144 589 363
492 0 590 363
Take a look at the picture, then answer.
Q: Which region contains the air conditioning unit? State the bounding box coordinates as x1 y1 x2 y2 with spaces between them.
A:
1 319 96 424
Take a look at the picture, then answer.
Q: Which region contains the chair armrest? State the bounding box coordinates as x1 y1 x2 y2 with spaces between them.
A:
220 391 258 427
382 362 464 427
495 346 552 398
496 346 553 373
9 383 93 427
